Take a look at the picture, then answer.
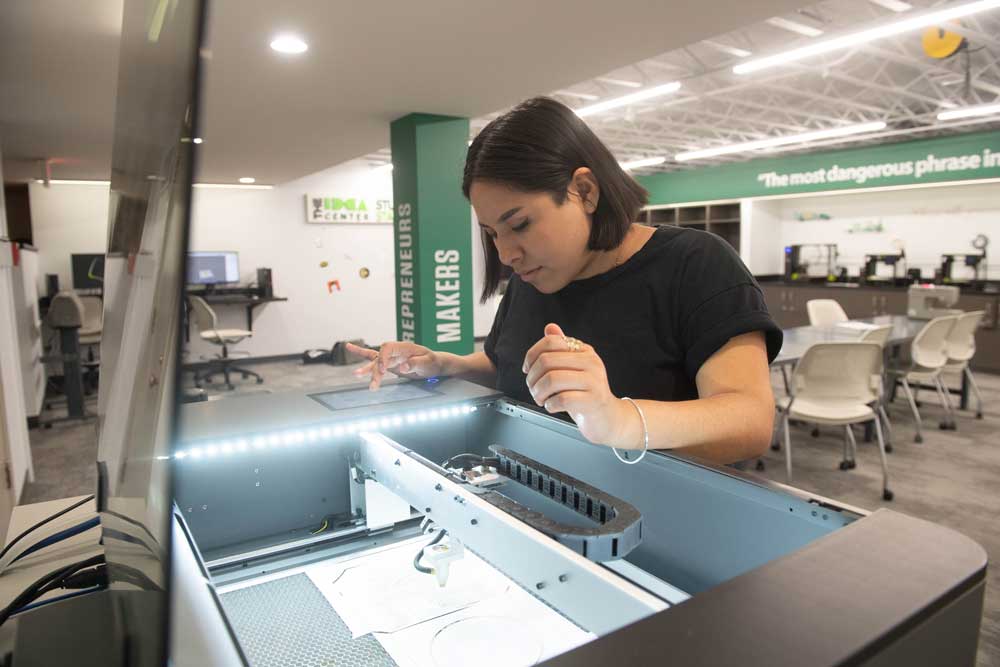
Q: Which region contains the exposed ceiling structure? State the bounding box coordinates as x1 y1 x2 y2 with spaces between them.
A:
530 0 1000 174
0 0 808 184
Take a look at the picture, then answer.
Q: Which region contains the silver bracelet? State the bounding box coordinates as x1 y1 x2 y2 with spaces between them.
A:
613 397 648 465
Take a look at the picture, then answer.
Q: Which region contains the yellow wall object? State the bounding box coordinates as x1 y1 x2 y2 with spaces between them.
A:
922 24 965 59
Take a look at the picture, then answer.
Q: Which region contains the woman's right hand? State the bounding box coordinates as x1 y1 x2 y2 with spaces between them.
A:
347 341 444 391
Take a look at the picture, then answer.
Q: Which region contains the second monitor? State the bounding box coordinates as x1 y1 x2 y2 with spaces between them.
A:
187 251 240 285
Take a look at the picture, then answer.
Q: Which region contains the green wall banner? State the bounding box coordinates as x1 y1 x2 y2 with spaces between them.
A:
638 130 1000 205
390 113 473 354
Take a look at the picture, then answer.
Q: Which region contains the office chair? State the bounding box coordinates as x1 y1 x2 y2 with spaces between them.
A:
776 341 892 501
806 299 848 327
78 295 103 393
886 315 958 442
188 296 263 390
942 311 986 420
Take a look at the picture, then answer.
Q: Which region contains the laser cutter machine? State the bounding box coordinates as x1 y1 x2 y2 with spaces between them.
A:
170 377 987 667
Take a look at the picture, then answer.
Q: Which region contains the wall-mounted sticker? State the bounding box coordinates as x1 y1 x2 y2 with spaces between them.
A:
306 195 393 224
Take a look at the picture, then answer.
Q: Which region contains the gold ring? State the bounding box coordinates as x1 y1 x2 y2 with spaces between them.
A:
564 336 583 352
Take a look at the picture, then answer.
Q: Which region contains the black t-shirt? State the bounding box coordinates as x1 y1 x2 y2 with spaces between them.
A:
484 226 782 406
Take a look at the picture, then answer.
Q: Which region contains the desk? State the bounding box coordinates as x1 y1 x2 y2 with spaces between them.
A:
774 315 922 366
776 314 970 409
183 292 288 342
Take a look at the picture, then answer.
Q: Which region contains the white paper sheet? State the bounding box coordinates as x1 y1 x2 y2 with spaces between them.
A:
375 584 596 667
307 538 509 638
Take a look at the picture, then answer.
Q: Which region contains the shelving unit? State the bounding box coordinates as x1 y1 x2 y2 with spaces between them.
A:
637 201 741 252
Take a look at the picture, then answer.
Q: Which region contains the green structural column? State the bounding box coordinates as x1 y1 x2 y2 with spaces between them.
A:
390 113 474 354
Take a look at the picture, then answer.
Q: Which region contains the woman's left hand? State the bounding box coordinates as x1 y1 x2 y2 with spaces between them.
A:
523 323 634 447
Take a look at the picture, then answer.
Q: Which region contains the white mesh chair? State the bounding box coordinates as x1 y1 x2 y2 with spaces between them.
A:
807 299 848 327
776 341 893 501
942 311 986 420
188 296 263 390
887 315 958 442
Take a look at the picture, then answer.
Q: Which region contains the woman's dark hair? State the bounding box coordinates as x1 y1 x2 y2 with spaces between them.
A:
463 96 649 302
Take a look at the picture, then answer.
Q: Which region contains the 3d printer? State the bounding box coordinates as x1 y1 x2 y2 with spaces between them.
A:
783 244 842 282
861 253 907 285
938 234 990 287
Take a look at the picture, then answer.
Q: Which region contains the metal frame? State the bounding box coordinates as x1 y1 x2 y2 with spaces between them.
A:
354 431 667 635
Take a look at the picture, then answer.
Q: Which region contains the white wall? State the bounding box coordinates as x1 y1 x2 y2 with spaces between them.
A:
23 160 501 362
27 182 110 293
743 181 1000 279
188 158 501 361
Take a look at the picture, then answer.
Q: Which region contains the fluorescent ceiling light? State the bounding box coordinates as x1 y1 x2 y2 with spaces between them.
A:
736 0 1000 75
766 17 825 37
575 82 681 118
937 103 1000 121
34 179 111 186
620 157 666 170
193 183 274 190
555 90 600 101
703 40 753 58
674 121 887 161
238 177 256 184
193 137 203 144
597 77 642 88
270 34 308 54
868 0 913 12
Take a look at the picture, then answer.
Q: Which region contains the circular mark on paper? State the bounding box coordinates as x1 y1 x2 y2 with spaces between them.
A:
359 267 370 279
431 616 542 667
320 260 329 268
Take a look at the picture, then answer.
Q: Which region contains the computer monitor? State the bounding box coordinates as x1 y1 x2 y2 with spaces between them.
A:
186 251 240 285
71 253 105 289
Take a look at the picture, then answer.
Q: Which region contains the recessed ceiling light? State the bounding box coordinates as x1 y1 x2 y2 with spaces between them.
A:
239 177 256 184
270 34 308 54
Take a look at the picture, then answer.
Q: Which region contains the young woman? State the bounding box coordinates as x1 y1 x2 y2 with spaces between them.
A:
349 97 781 464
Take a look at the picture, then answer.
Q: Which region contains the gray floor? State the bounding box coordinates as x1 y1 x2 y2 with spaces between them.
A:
21 358 1000 666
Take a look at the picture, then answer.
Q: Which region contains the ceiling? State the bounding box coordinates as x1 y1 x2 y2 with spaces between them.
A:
539 0 1000 173
5 1 998 185
1 0 808 183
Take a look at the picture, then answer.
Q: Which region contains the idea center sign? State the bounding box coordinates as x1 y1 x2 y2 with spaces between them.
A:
305 195 393 224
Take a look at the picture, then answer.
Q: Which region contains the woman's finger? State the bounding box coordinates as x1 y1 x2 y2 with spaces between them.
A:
542 389 589 417
346 342 378 361
525 351 592 388
523 333 577 376
530 369 590 406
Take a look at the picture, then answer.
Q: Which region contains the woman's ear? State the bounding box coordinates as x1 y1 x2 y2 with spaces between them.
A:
569 167 600 214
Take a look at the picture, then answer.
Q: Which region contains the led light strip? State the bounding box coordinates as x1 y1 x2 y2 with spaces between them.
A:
620 156 667 170
734 0 1000 75
574 82 682 118
172 404 477 461
937 103 1000 122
